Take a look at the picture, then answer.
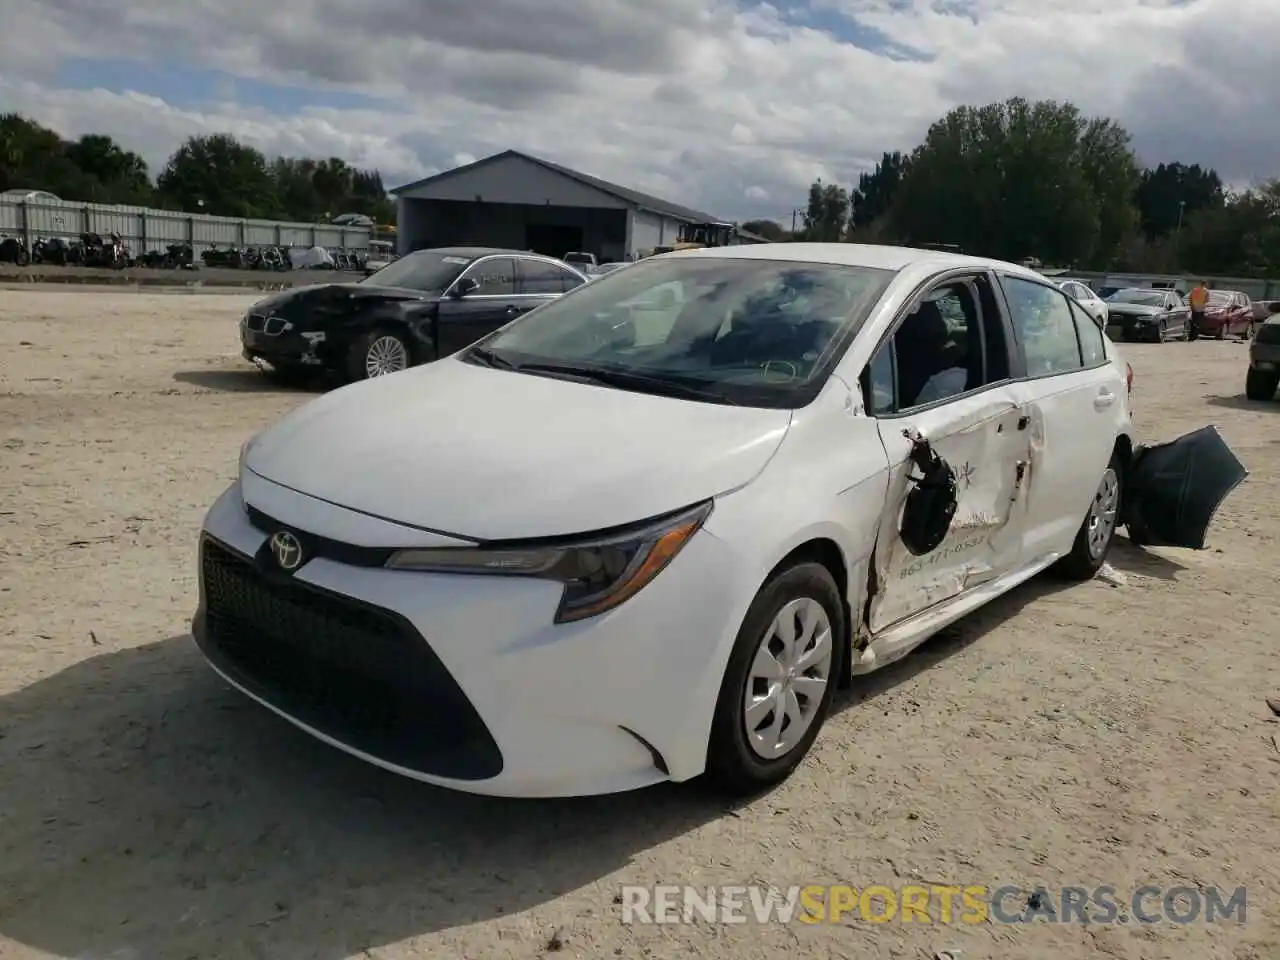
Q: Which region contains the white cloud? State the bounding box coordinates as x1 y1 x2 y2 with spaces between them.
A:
1 0 1277 220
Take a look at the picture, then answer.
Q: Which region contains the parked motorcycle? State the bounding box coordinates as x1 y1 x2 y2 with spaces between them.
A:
255 245 289 271
0 235 30 265
31 236 72 265
202 246 245 269
79 232 129 268
137 242 195 269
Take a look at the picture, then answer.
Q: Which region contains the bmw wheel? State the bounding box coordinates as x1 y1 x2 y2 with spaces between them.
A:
348 329 411 381
706 562 844 796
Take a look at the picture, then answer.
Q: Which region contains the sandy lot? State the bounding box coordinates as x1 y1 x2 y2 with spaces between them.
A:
1 289 1277 960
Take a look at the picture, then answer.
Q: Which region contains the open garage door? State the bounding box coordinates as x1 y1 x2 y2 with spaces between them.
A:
525 223 583 260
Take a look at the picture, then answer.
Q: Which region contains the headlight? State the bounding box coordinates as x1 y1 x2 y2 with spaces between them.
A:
385 501 712 623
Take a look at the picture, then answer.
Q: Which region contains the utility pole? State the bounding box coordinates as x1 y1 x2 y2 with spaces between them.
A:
791 209 798 233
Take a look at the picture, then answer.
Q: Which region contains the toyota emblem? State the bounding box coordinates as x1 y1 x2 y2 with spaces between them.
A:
269 530 305 571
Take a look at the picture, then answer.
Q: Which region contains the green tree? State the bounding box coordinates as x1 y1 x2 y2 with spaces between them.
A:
889 97 1140 267
740 219 789 241
850 151 910 232
1134 161 1224 239
63 134 152 204
156 134 279 218
1176 182 1280 276
802 179 848 241
0 113 100 200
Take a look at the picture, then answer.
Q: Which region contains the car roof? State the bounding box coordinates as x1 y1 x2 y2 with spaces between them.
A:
418 246 552 259
670 242 1046 280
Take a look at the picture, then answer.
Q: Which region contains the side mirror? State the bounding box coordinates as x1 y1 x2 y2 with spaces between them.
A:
451 277 480 298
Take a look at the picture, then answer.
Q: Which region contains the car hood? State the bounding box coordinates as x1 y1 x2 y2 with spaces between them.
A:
250 282 430 313
1105 303 1162 316
243 358 793 540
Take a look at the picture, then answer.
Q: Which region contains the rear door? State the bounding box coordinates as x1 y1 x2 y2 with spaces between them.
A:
1164 292 1190 338
515 257 581 312
860 270 1033 632
999 273 1124 561
435 256 519 355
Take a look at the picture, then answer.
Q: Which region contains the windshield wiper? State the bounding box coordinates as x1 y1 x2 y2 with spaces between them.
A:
465 345 517 369
512 362 736 404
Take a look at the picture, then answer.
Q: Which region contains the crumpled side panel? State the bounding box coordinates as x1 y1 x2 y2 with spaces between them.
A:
867 399 1032 633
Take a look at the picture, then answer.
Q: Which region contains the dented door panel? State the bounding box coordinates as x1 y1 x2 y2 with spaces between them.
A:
867 389 1032 633
1008 366 1121 561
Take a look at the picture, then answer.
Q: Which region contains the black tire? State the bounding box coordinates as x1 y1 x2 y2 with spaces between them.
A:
1157 319 1167 342
705 562 844 796
345 328 415 382
1242 322 1255 340
1052 452 1123 581
1181 320 1190 341
1215 324 1226 340
1245 368 1279 401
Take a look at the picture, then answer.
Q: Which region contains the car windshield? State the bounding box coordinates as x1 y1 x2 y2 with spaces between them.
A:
1107 289 1165 306
360 250 471 292
1208 291 1233 305
466 256 896 408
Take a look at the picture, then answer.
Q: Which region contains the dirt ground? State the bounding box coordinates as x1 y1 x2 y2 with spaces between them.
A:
1 289 1277 960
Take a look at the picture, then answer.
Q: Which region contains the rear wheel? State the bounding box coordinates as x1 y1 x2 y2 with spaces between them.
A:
705 562 843 796
1052 453 1123 581
1245 368 1279 401
347 328 412 381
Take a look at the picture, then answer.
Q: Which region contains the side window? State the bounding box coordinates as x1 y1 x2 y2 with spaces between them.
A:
1068 299 1106 367
517 258 564 295
1062 282 1082 300
862 276 1009 413
864 340 896 415
1002 276 1083 378
560 267 586 292
461 257 516 296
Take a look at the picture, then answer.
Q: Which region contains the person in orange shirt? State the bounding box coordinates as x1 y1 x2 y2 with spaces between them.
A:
1188 281 1210 340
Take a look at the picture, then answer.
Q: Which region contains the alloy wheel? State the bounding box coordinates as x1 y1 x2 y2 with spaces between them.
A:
1086 467 1120 560
365 336 408 377
743 597 834 760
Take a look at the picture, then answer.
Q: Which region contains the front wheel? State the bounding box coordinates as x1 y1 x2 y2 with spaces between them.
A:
1051 453 1123 581
705 562 844 796
1157 319 1167 342
1245 368 1279 401
347 328 413 381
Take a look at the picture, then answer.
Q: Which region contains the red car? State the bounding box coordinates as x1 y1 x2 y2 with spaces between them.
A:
1196 290 1255 339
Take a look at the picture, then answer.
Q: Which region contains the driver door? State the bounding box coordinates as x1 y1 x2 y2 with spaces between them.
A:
436 257 520 355
860 272 1033 632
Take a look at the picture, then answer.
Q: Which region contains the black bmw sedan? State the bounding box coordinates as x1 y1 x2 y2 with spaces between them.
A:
1103 288 1191 343
240 247 588 383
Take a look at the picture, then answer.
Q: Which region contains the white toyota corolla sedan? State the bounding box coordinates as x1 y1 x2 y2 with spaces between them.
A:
193 243 1137 798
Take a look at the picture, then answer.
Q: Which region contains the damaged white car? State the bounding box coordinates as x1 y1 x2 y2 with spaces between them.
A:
193 242 1241 799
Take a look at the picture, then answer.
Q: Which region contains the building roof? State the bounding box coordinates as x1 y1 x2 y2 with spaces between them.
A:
391 150 722 224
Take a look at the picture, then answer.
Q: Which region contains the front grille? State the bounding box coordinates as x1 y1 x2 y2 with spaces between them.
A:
1255 324 1280 345
245 313 287 335
195 537 502 779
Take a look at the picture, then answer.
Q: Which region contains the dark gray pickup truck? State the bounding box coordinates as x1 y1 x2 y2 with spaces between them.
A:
1246 305 1280 400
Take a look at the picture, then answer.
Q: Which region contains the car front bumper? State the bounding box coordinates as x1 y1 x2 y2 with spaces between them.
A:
192 478 748 797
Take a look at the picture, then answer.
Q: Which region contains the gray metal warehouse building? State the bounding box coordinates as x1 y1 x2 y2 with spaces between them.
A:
391 150 756 262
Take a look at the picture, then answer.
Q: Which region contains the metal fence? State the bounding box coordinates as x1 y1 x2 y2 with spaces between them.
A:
0 197 374 256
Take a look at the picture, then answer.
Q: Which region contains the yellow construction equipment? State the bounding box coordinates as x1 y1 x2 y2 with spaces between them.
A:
641 221 736 258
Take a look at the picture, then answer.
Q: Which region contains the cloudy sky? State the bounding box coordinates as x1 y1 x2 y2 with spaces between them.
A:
1 0 1274 223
